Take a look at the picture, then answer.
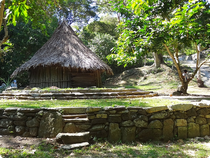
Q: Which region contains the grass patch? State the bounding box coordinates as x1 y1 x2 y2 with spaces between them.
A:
0 98 190 109
1 139 210 158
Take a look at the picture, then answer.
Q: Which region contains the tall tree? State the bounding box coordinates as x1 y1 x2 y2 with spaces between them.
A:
109 0 210 93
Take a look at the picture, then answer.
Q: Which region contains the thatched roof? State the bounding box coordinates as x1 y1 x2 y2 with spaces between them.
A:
11 20 113 77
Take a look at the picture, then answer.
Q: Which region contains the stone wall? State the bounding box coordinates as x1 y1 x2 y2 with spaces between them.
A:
1 100 210 142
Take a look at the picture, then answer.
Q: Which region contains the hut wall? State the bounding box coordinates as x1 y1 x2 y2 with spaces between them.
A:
29 66 101 88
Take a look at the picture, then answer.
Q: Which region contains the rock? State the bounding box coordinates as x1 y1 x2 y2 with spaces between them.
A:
64 123 77 133
175 119 187 127
90 130 107 138
188 123 200 138
90 124 105 131
149 112 169 120
174 111 187 119
62 108 86 114
14 121 26 126
196 100 210 108
86 107 101 113
56 132 90 144
96 114 107 119
61 142 89 150
121 120 134 127
196 117 207 125
145 106 168 114
91 118 107 124
197 108 209 115
38 111 63 138
148 120 163 129
26 117 40 127
108 123 121 143
200 124 209 137
121 113 130 121
121 127 136 143
163 119 173 141
75 124 91 132
186 108 197 117
108 115 121 123
133 118 148 128
177 127 187 139
187 117 195 123
168 104 193 111
137 129 162 141
15 126 25 135
29 127 38 136
0 119 13 128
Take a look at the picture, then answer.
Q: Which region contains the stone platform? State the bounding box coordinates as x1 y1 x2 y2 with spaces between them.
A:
0 88 158 100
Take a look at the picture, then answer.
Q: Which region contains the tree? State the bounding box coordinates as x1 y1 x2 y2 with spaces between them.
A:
109 0 210 94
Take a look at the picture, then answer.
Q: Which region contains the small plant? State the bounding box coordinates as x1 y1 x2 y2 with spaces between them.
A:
0 77 13 92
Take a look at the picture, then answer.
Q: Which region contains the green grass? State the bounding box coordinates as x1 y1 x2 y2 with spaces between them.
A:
1 139 209 158
0 98 190 109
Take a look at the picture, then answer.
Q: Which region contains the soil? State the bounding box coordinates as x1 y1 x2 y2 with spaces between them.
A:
0 135 57 149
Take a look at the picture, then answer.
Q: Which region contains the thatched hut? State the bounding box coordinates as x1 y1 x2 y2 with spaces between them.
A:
11 21 113 88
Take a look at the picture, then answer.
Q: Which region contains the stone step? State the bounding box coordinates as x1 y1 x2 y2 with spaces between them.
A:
63 118 89 123
62 114 87 119
61 142 89 150
56 132 90 144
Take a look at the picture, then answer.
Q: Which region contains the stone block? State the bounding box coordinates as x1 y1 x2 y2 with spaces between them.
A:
187 117 195 123
133 118 148 128
205 115 210 119
175 119 187 127
96 114 107 119
56 132 90 144
163 119 173 141
0 128 11 135
90 130 107 138
14 121 25 126
121 120 134 127
196 117 207 125
148 120 163 129
87 115 95 119
26 118 40 127
200 124 209 137
91 118 107 124
188 123 200 138
177 127 187 139
38 111 63 138
15 126 25 135
168 104 193 111
61 142 89 150
186 108 197 117
108 123 121 143
197 108 209 115
121 113 130 121
64 123 77 133
137 129 162 141
75 124 91 132
149 112 169 120
62 108 86 114
29 127 38 136
86 107 101 113
108 115 121 123
0 119 13 128
174 112 187 119
146 106 168 113
121 127 136 143
90 124 105 131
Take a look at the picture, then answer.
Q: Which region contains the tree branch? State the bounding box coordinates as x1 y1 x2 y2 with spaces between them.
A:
0 0 5 28
163 44 183 82
0 19 9 47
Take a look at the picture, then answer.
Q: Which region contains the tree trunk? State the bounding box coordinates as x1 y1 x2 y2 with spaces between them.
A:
0 0 5 28
153 52 164 68
181 81 189 94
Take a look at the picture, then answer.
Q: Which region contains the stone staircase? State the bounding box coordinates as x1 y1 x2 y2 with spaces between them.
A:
0 88 158 100
56 110 91 149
